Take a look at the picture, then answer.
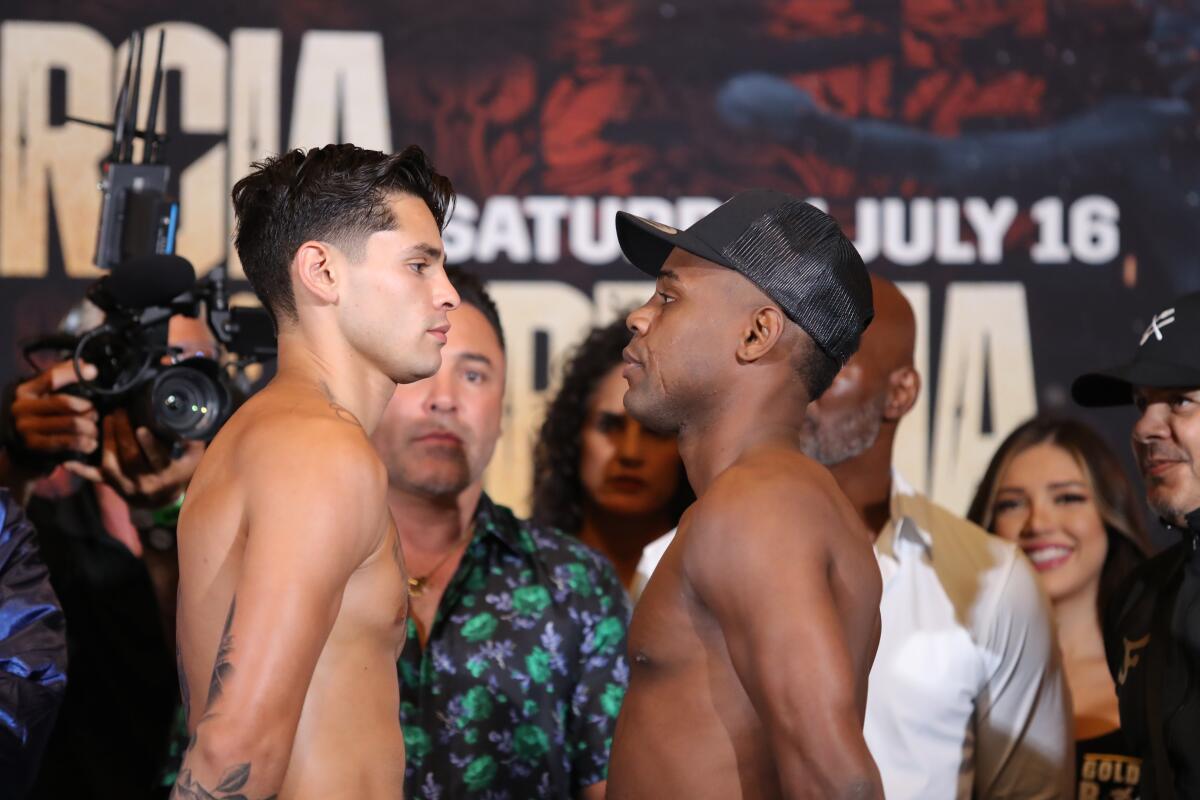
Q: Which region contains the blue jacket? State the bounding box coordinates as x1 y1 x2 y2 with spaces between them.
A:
0 489 66 799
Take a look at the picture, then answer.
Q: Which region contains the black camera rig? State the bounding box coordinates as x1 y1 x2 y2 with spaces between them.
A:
1 29 275 471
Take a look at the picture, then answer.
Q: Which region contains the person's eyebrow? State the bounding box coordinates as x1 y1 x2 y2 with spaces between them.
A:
458 352 494 367
659 268 680 283
1048 480 1089 491
994 486 1025 494
403 243 444 260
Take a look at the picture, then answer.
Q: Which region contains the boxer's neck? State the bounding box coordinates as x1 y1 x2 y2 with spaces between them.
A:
678 401 807 495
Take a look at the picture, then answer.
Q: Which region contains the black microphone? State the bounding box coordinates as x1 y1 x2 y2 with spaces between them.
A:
94 254 196 311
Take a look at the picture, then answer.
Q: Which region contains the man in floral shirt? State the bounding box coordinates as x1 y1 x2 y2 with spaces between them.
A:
371 267 629 799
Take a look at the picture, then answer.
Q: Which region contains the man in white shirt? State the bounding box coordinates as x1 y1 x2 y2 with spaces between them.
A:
636 274 1074 798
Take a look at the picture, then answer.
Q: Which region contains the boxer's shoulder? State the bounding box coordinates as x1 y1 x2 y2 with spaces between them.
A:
190 384 388 566
676 454 840 587
693 449 841 528
219 383 378 475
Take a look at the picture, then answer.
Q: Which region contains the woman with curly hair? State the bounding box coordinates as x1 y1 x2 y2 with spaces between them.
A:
532 317 692 591
968 416 1151 800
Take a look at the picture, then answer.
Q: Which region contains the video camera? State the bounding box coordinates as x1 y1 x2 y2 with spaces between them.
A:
4 29 274 467
61 252 275 445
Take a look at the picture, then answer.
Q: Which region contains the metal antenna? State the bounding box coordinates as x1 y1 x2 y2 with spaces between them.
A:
112 31 136 163
143 29 166 164
123 29 145 163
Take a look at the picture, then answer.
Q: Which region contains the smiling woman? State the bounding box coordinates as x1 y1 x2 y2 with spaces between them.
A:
968 416 1151 800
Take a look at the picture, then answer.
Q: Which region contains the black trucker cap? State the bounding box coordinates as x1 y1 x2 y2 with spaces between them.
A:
615 189 873 365
1073 291 1200 407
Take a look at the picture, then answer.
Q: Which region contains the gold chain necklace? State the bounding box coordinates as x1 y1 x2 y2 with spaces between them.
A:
408 524 473 598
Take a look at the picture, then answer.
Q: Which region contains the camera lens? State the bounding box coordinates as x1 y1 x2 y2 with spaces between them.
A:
147 362 228 440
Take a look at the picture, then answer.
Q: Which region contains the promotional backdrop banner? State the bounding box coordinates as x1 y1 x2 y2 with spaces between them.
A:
1 1 1197 516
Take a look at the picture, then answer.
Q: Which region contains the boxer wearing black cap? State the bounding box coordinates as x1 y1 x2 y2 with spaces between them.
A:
1073 291 1200 800
606 190 884 799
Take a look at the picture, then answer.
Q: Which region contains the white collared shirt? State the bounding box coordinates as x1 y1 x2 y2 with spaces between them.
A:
868 474 1073 799
632 474 1074 799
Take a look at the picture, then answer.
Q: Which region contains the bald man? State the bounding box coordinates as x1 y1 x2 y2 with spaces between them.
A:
637 275 1074 798
802 275 1073 798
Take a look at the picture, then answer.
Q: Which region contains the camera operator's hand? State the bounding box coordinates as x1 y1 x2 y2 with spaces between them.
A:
64 409 204 510
10 360 100 456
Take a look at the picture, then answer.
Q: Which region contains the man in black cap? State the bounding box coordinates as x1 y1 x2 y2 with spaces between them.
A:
605 190 884 799
1073 291 1200 800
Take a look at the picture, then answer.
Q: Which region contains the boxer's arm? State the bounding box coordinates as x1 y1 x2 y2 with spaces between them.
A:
173 427 389 799
685 479 882 800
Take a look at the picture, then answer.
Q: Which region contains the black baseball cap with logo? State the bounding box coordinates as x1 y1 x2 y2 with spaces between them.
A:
614 189 873 366
1072 291 1200 407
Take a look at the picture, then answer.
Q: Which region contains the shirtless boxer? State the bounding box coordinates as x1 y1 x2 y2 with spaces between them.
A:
172 144 458 799
607 190 884 799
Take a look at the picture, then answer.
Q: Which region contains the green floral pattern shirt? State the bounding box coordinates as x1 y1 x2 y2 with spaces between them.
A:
399 494 630 799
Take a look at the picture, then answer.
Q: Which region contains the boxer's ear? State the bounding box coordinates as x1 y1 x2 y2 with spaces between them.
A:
736 305 786 364
293 240 339 307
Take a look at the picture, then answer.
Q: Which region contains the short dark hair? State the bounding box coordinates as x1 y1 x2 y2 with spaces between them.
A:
446 267 504 351
967 416 1151 622
231 143 454 327
532 316 694 534
797 334 841 400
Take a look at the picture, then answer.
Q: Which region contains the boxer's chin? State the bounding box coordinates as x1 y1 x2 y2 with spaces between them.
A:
624 382 679 436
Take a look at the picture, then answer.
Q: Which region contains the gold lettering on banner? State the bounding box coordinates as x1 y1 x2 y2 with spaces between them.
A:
1119 633 1150 685
1079 752 1142 800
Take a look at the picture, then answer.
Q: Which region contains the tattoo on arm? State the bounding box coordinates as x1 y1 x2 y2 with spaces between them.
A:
171 597 279 800
206 596 236 709
172 762 277 800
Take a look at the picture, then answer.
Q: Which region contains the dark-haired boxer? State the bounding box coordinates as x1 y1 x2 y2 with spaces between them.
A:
173 144 458 799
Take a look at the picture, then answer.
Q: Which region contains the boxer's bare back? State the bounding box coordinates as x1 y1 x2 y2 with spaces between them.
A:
174 380 407 799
